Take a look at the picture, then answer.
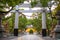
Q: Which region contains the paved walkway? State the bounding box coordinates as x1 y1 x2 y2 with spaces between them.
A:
1 33 60 40
10 34 55 40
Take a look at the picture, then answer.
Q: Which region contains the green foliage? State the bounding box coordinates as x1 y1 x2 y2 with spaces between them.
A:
29 13 57 33
31 13 42 32
46 13 52 30
54 0 60 11
7 13 15 33
55 0 60 2
18 14 27 30
26 19 32 25
31 0 38 7
29 29 33 34
40 0 50 7
0 0 25 7
0 0 25 11
56 5 60 11
2 13 27 33
2 14 15 33
30 0 50 7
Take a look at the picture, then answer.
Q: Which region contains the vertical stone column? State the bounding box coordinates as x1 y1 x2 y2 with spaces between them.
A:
14 10 19 36
42 10 47 37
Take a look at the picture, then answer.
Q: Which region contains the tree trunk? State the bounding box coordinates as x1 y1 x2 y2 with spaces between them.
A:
0 15 3 37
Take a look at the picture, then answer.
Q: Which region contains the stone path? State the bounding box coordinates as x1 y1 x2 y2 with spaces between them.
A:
10 34 55 40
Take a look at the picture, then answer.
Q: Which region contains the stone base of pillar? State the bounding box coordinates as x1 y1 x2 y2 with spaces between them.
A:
14 29 18 36
0 31 3 37
42 29 47 37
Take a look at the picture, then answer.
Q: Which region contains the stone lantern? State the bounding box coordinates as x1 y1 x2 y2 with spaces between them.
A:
54 10 60 39
0 13 4 37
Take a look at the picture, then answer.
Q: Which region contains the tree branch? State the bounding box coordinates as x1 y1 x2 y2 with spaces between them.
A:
0 7 13 14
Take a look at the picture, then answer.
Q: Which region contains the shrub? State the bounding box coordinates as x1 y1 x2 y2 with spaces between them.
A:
29 29 33 34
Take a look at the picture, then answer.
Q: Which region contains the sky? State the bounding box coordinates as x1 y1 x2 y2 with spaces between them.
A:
23 13 32 19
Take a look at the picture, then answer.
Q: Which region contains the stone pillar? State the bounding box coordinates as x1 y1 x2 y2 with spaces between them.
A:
14 10 19 36
42 10 47 37
54 10 60 39
56 11 60 25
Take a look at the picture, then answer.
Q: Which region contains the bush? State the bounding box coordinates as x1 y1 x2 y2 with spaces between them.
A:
29 29 33 34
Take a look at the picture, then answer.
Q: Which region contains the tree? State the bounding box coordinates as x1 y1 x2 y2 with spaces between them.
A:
54 0 60 12
2 13 15 33
30 13 42 33
0 0 25 13
30 0 50 7
18 13 27 31
29 29 33 34
2 13 27 33
0 0 25 37
30 0 52 36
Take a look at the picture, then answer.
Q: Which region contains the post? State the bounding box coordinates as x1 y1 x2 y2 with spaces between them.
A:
42 9 47 37
14 10 19 36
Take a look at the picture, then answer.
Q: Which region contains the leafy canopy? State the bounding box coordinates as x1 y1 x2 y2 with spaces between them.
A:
0 0 25 12
40 0 50 7
31 0 50 7
0 0 25 7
